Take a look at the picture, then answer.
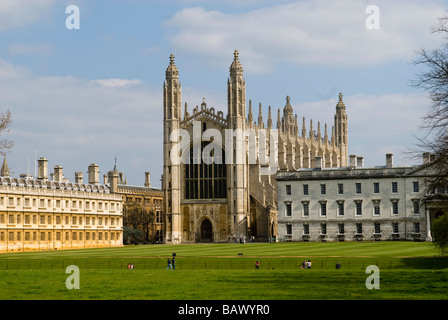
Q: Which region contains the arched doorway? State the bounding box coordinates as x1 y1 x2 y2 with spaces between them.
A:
200 219 213 242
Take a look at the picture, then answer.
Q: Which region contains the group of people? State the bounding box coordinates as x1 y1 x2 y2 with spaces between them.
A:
167 257 176 269
127 263 135 270
299 260 312 269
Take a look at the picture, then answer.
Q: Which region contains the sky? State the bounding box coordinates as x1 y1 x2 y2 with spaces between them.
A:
0 0 446 188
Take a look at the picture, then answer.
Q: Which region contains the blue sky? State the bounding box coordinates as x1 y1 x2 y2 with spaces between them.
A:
0 0 446 187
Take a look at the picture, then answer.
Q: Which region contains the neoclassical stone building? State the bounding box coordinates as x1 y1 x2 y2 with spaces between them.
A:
277 153 433 242
0 158 123 252
162 51 349 243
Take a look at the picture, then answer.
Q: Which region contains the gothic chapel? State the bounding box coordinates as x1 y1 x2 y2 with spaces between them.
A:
162 50 348 243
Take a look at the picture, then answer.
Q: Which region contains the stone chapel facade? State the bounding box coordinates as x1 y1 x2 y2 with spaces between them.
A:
162 51 348 243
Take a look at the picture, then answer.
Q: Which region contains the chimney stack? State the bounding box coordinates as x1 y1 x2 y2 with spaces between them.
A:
53 165 63 182
145 171 151 188
356 156 364 168
386 153 393 168
88 163 99 185
108 170 119 193
349 154 357 169
37 157 48 181
75 172 83 184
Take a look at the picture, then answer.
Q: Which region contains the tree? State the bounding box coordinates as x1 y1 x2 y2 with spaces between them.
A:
413 15 448 196
123 201 155 244
413 15 448 252
432 211 448 254
0 110 13 157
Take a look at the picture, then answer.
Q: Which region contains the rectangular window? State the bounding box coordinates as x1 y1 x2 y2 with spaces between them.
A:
338 223 344 235
373 200 380 215
373 182 380 194
413 181 419 193
320 201 327 216
392 201 399 215
355 183 362 194
413 200 420 214
392 182 398 194
286 224 292 235
285 203 292 217
320 184 326 195
302 202 309 216
320 183 327 194
356 223 362 234
303 224 309 235
414 222 420 233
321 223 327 235
338 201 344 216
393 222 399 234
374 222 381 234
355 201 362 216
286 185 291 195
338 183 344 195
303 184 309 195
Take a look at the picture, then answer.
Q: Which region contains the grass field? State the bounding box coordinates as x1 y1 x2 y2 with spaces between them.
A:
0 241 447 300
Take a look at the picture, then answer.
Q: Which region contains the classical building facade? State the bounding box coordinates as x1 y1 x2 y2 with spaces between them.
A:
107 170 164 243
0 158 123 252
162 51 349 243
277 153 433 242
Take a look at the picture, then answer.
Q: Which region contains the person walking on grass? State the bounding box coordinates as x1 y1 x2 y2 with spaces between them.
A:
167 258 173 270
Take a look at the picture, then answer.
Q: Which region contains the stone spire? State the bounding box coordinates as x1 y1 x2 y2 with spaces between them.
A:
302 117 306 138
165 53 179 79
277 108 281 130
258 103 264 128
1 157 10 177
317 121 321 141
248 100 253 128
184 102 189 119
309 119 314 139
283 96 294 135
267 106 273 129
230 49 243 75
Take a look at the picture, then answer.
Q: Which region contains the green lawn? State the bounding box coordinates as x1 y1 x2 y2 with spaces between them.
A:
0 242 446 300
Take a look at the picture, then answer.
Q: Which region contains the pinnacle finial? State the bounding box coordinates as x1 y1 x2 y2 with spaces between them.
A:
170 53 175 64
234 49 239 60
339 92 343 101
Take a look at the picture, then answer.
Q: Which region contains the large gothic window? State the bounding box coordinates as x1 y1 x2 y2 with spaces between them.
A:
185 142 227 199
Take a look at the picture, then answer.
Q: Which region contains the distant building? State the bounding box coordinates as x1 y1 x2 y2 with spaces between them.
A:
162 51 349 243
0 158 123 252
0 156 164 252
107 170 164 243
277 153 433 242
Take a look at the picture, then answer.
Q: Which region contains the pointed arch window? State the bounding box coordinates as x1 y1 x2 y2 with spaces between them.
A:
185 142 227 200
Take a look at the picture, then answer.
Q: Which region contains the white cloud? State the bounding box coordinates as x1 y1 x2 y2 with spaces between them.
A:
0 58 163 187
91 78 143 88
165 0 446 73
0 0 57 31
